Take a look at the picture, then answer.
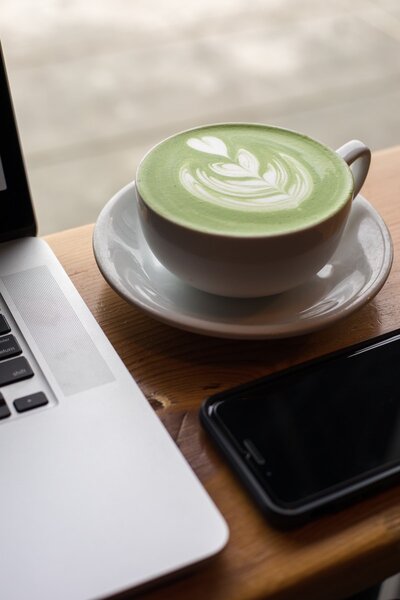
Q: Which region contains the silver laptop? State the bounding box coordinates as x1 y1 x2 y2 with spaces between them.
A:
0 45 228 600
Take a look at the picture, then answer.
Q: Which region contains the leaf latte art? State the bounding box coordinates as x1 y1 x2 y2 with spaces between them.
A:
136 124 353 236
179 135 314 211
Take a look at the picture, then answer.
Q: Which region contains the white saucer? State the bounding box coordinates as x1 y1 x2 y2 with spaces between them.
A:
93 182 393 339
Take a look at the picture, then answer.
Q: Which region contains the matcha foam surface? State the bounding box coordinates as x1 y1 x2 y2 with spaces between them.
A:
136 124 354 236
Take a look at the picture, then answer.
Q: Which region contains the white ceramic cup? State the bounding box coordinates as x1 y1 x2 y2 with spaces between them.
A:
136 132 371 298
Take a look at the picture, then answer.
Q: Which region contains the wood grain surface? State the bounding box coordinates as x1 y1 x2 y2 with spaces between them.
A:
45 146 400 600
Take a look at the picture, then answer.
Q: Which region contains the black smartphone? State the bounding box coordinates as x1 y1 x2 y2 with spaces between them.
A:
200 329 400 528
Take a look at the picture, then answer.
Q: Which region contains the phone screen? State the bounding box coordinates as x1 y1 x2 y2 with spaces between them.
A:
212 334 400 508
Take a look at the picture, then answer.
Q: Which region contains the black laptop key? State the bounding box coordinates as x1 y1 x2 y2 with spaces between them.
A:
14 392 48 413
0 335 22 361
0 357 33 386
0 395 11 420
0 314 11 335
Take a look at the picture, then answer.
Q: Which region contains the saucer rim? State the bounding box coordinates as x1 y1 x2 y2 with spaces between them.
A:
93 183 393 339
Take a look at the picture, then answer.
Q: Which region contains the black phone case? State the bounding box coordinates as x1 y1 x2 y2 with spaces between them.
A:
200 328 400 528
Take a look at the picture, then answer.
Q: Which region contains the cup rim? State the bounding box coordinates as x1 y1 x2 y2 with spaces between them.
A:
136 122 355 240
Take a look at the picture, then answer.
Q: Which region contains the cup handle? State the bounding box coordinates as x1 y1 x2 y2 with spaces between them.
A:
336 140 371 198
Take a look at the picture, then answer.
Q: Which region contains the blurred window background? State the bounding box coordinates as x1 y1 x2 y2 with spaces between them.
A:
1 0 400 234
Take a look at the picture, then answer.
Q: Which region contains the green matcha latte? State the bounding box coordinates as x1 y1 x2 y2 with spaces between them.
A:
136 124 354 236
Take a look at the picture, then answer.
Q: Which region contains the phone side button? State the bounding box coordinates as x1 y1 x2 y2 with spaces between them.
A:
243 438 266 465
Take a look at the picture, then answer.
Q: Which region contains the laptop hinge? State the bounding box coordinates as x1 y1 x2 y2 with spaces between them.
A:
0 223 37 244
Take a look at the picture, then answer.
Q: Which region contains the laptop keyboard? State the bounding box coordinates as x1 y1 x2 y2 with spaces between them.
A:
0 313 9 334
0 333 23 361
0 312 49 420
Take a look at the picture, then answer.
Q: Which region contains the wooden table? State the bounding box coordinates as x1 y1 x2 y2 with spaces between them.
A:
45 146 400 600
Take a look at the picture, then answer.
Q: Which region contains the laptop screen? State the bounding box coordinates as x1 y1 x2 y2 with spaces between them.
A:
0 45 36 241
